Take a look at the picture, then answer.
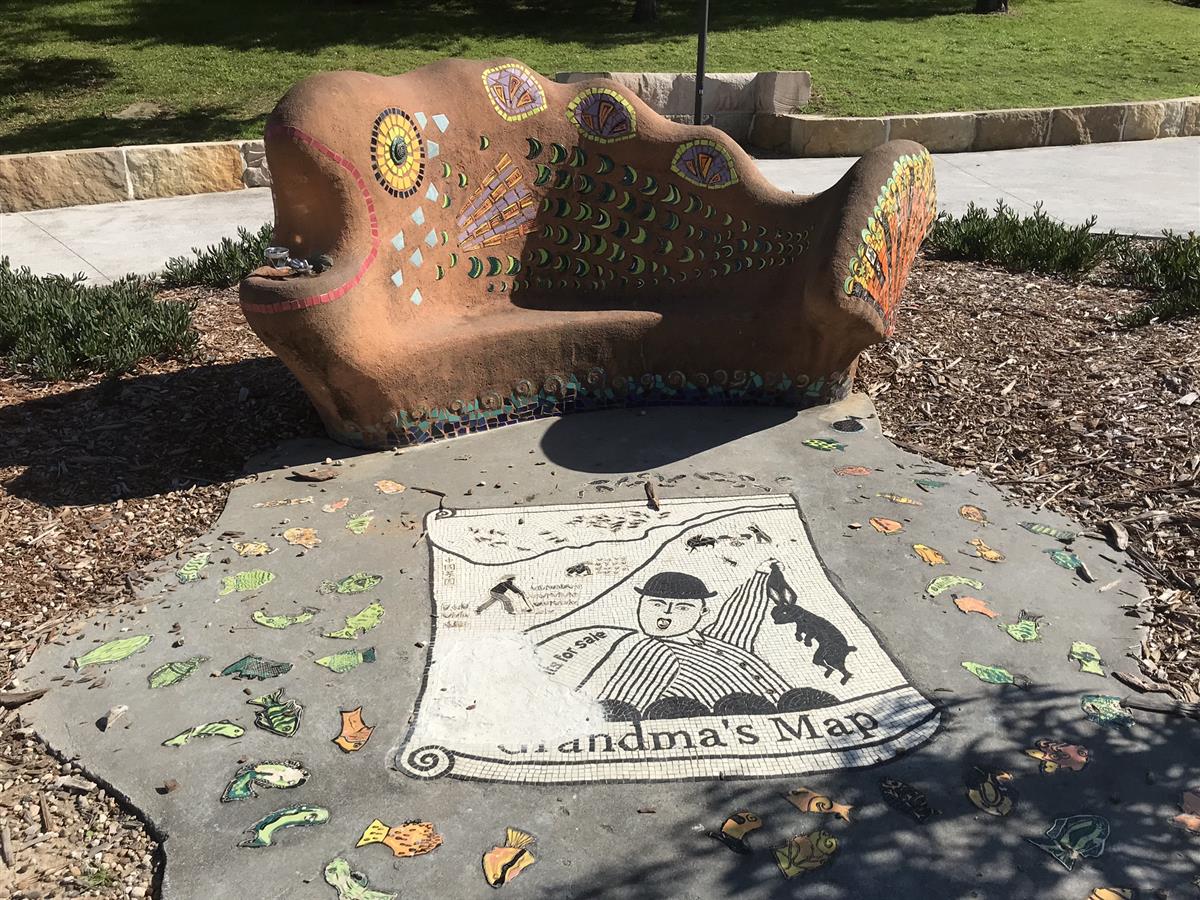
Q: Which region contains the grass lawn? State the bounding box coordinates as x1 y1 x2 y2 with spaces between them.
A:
2 0 1198 154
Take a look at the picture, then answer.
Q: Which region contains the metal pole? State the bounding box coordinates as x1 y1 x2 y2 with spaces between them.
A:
694 0 709 125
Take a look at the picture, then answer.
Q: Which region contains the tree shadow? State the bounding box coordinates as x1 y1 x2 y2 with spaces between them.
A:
0 356 322 507
0 56 116 107
0 106 269 155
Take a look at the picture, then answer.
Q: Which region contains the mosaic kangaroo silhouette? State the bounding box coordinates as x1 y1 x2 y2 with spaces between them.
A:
766 559 856 685
239 58 937 447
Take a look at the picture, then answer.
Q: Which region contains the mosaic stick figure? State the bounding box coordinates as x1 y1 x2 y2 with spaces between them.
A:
475 575 532 615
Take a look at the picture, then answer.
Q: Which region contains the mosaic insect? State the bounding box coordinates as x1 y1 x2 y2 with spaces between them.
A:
324 601 385 639
709 809 762 854
482 827 537 887
248 688 304 737
176 551 211 583
332 707 375 752
357 819 443 858
1026 815 1110 871
147 655 209 689
966 766 1016 817
1070 641 1106 676
221 761 309 802
926 575 983 597
999 609 1045 642
879 778 939 824
962 661 1032 689
219 570 276 595
162 720 245 747
772 830 838 878
786 787 852 822
239 804 330 848
252 607 318 629
315 646 377 674
1024 739 1091 774
72 635 152 670
1081 694 1133 728
320 572 383 595
221 654 293 681
324 857 398 900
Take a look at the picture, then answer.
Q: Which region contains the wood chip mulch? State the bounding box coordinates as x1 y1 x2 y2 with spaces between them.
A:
0 259 1196 894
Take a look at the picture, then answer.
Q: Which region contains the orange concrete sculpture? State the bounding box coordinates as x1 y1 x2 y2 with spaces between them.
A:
240 58 936 446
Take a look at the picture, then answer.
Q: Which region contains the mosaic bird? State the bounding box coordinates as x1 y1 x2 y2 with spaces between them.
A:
147 655 209 689
772 830 838 878
482 827 537 887
965 766 1017 817
999 609 1044 642
1024 739 1091 774
879 778 939 824
357 819 443 858
248 688 304 737
1026 815 1110 871
709 810 762 854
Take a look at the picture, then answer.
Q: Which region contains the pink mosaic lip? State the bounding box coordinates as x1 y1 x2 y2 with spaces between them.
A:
241 123 380 315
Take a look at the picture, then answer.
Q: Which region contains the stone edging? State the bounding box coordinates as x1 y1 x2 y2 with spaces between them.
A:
750 97 1200 156
0 140 269 213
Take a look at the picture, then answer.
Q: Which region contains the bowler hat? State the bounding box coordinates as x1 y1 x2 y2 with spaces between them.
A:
634 571 717 600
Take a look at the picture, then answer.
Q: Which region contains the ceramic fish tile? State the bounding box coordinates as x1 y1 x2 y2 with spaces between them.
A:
220 570 276 595
879 778 939 824
72 635 152 670
913 544 947 565
345 512 375 535
1081 695 1133 728
962 661 1032 688
709 810 762 853
803 438 845 452
959 505 989 525
914 478 947 491
786 787 852 822
162 720 245 747
772 830 838 878
252 497 313 509
999 609 1045 642
357 818 443 857
322 498 350 513
332 707 374 753
221 654 292 681
965 766 1017 817
879 493 922 506
834 465 872 477
869 517 904 534
1070 641 1106 676
927 575 984 596
1045 548 1083 572
375 479 407 494
953 596 998 618
482 827 537 887
233 541 271 557
324 601 385 639
315 647 376 674
967 538 1006 562
324 857 397 900
1026 815 1110 871
147 655 208 689
320 572 383 595
248 688 304 737
176 551 211 583
1021 522 1077 543
252 607 318 629
1024 739 1091 774
283 527 321 550
221 760 309 802
239 804 330 848
1171 791 1200 833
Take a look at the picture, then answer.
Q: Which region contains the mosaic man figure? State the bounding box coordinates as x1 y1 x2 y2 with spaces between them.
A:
475 575 532 616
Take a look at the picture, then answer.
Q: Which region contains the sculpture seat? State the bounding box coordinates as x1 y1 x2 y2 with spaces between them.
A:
240 58 937 447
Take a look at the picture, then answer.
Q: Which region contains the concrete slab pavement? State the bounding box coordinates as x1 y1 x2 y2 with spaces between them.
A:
1 139 1197 284
16 397 1199 899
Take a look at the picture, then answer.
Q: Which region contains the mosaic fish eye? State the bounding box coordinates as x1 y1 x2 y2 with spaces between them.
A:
671 139 739 190
566 87 637 143
370 108 425 198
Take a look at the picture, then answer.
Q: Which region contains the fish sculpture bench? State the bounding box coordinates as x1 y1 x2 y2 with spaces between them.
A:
239 58 937 447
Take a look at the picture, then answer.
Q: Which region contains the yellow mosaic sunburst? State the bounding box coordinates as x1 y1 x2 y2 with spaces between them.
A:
370 108 425 198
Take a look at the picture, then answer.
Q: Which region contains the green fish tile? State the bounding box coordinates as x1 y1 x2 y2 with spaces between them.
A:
1021 522 1077 543
162 720 245 747
1069 641 1105 676
248 688 303 737
1081 694 1133 728
962 661 1031 688
221 760 309 803
252 607 318 630
72 635 152 670
147 655 209 689
324 601 384 639
319 572 383 595
315 647 377 674
220 570 276 595
176 552 211 584
221 654 292 681
926 575 984 597
999 609 1044 642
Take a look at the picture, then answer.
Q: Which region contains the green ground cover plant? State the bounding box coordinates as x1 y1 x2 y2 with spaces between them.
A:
160 223 273 289
1 0 1197 153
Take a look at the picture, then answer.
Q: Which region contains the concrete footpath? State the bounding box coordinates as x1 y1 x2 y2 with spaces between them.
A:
15 397 1200 899
1 139 1197 284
